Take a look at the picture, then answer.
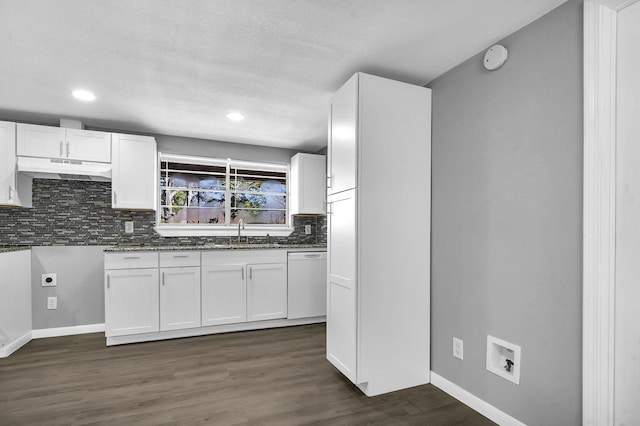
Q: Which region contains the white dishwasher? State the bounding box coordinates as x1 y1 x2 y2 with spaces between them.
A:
287 251 327 319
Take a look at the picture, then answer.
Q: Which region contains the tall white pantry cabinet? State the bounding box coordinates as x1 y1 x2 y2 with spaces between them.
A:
326 72 431 396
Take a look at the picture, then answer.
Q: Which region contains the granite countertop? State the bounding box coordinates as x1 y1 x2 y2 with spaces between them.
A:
104 243 327 252
0 246 31 253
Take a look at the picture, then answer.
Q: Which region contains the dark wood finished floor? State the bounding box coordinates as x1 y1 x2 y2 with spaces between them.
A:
0 324 494 425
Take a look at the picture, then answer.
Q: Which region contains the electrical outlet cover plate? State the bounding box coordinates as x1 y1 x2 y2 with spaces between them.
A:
42 273 57 287
125 221 134 233
305 224 312 235
47 296 58 310
453 337 464 360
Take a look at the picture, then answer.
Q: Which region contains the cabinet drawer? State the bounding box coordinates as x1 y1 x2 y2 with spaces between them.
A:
159 251 200 268
201 249 287 266
105 252 159 270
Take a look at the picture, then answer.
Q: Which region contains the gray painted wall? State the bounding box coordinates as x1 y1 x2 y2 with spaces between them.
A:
154 134 299 163
31 246 106 329
428 1 582 425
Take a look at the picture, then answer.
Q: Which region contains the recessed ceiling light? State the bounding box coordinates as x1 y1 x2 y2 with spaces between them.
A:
226 112 245 122
72 89 96 102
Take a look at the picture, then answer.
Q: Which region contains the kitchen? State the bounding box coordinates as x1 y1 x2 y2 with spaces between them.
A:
1 0 630 424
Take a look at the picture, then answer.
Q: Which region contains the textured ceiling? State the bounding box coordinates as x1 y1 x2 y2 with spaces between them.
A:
0 0 568 151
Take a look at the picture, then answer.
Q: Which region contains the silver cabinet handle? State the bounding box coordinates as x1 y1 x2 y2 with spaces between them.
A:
107 275 110 289
123 256 140 259
8 185 14 201
59 140 64 157
241 268 244 280
327 176 332 188
304 254 322 258
162 272 165 286
173 255 189 258
249 267 252 279
66 141 70 157
113 191 117 205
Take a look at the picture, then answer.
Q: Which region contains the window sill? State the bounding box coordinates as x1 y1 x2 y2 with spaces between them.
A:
154 226 294 238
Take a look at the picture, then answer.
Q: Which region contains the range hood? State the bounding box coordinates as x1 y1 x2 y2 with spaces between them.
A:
17 157 112 182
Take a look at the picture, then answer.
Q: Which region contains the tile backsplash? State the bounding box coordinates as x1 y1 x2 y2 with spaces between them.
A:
0 179 326 247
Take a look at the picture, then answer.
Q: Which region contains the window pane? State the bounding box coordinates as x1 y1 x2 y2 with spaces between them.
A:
165 190 188 206
162 206 225 224
230 168 286 194
199 177 225 191
194 191 225 207
230 209 286 225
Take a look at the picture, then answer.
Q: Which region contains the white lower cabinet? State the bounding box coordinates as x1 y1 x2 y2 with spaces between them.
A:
247 263 287 321
105 268 159 337
201 250 288 325
201 264 247 326
105 249 302 345
160 266 201 331
158 252 201 331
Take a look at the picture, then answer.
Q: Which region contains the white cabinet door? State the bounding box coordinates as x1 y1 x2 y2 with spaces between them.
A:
16 123 111 162
0 121 16 204
105 268 159 337
290 153 326 216
112 133 157 210
16 123 64 158
201 265 246 326
247 263 287 322
287 252 327 319
326 189 357 382
65 129 111 162
160 266 201 331
0 122 32 208
328 74 358 195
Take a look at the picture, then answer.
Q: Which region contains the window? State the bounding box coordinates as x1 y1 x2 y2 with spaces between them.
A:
157 154 290 235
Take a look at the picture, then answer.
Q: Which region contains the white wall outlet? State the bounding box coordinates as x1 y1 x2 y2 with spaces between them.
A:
47 296 58 310
41 273 57 287
305 224 312 235
125 221 134 233
453 337 464 360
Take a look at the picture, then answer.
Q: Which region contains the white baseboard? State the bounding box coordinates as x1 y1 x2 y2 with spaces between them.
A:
0 331 33 358
430 371 527 426
32 323 105 339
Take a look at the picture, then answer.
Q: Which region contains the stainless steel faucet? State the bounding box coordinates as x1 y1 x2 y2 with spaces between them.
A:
237 219 244 242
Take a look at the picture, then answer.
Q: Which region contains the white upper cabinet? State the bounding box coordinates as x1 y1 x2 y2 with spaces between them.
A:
290 153 326 217
0 121 32 208
64 128 111 162
111 133 157 210
327 75 358 195
16 123 111 163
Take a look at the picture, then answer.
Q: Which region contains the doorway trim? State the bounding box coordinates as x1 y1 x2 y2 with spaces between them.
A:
583 0 638 424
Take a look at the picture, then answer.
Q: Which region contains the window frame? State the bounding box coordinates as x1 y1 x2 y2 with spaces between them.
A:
155 153 293 237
